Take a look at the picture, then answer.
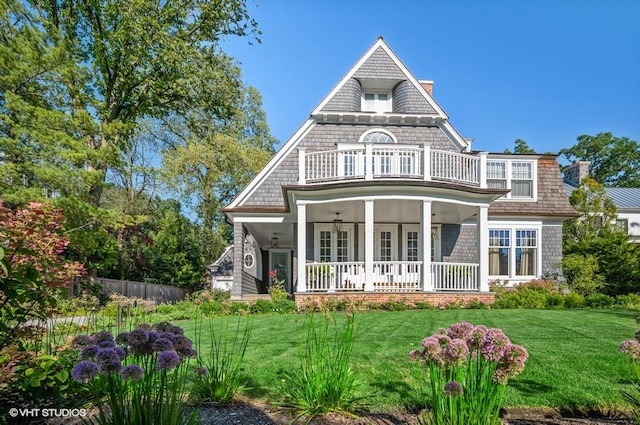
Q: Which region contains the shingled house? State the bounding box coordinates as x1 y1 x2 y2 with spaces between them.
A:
222 37 577 305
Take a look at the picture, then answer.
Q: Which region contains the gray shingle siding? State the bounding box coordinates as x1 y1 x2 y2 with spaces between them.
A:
322 78 362 112
393 80 437 114
542 225 563 277
231 222 245 298
353 46 406 80
243 124 458 206
441 224 477 263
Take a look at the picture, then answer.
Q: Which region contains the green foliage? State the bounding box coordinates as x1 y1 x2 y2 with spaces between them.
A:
585 293 616 308
564 177 640 295
14 353 74 399
563 292 586 308
277 314 362 421
561 253 605 296
191 317 252 404
504 138 536 154
249 298 297 315
560 132 640 187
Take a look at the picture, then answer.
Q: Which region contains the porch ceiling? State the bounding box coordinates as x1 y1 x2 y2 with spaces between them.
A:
244 223 294 249
306 199 477 224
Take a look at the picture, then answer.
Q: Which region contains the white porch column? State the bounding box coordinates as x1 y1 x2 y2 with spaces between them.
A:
364 200 374 291
423 144 431 181
365 144 373 180
296 202 307 293
420 200 433 291
477 206 489 292
479 152 488 188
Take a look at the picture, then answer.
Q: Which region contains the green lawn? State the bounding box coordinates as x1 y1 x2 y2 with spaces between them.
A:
178 309 639 412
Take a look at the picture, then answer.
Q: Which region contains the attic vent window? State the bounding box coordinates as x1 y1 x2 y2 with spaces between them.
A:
362 92 391 113
362 131 395 144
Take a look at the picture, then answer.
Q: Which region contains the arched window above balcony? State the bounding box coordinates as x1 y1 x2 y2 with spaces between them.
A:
360 129 396 144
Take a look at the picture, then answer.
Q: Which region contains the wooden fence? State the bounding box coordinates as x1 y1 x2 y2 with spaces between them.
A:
97 278 187 303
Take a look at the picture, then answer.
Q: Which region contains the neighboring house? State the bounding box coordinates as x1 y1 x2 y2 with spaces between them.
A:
222 37 577 303
564 162 640 243
207 246 234 291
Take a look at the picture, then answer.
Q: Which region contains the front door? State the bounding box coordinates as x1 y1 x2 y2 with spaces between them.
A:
269 250 291 293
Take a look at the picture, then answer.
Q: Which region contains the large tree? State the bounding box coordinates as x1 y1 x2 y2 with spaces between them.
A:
560 132 640 187
1 0 259 207
161 86 276 262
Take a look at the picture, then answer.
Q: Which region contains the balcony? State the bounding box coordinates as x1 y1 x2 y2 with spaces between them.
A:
299 145 486 187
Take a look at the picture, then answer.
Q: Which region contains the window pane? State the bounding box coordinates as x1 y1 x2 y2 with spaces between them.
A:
489 230 510 276
336 231 348 262
511 180 532 197
407 231 418 261
487 180 507 189
364 93 375 101
512 162 532 179
343 155 355 176
487 161 506 179
515 230 537 276
380 231 392 261
378 93 388 101
320 231 331 262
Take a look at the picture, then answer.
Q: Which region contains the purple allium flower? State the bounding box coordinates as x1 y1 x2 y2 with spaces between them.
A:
501 344 529 374
152 338 174 352
81 345 100 360
71 335 92 349
136 323 152 331
96 348 122 373
167 325 184 335
444 338 470 366
72 360 99 383
443 381 463 397
492 367 510 384
91 330 114 345
156 350 180 371
409 349 421 360
180 346 197 358
120 364 144 381
115 332 130 345
115 346 127 361
160 332 179 344
421 336 445 367
447 322 474 341
195 366 208 377
128 328 151 356
467 325 489 351
621 340 640 362
481 329 511 362
98 339 116 349
153 321 172 332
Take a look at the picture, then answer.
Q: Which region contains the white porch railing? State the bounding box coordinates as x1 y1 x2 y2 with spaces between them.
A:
303 145 481 186
431 262 479 291
305 262 365 292
303 261 479 293
372 261 422 292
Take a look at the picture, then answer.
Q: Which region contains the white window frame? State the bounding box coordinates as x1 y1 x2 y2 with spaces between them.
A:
486 159 537 201
362 91 392 114
487 222 542 281
375 225 397 261
314 224 354 262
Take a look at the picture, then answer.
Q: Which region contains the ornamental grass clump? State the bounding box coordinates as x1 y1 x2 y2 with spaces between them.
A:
70 322 198 425
190 317 252 404
278 313 363 423
410 321 528 425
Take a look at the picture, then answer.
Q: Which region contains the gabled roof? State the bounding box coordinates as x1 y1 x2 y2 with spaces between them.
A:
227 37 471 211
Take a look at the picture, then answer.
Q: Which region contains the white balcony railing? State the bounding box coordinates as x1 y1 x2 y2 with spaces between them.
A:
431 262 479 291
302 145 482 186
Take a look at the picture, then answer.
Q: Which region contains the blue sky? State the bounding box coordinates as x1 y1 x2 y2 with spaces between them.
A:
223 1 640 160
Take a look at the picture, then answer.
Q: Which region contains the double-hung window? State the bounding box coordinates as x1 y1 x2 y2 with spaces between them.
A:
487 160 536 200
489 227 539 278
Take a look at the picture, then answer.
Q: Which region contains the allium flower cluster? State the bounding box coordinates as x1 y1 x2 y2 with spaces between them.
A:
620 340 640 362
443 380 463 397
410 322 528 384
71 322 193 385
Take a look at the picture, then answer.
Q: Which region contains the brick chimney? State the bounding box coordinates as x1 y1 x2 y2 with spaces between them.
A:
419 80 434 96
563 161 591 186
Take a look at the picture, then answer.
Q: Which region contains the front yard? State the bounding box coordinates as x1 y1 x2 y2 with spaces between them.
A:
180 309 638 412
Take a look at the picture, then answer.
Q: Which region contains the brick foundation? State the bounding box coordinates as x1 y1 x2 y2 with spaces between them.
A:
294 291 495 310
